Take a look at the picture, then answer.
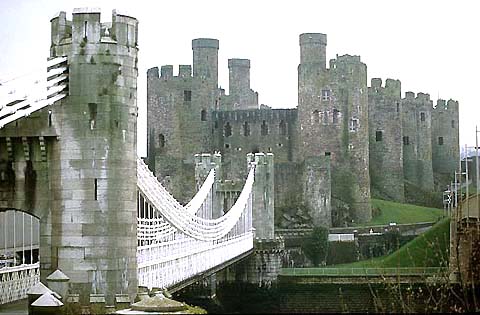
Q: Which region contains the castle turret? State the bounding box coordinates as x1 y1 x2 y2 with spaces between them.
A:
298 32 371 225
192 38 219 86
432 98 460 190
228 58 258 109
299 33 327 70
402 92 434 194
49 8 138 306
368 78 405 202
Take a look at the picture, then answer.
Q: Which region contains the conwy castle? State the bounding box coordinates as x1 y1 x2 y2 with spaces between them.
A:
147 34 459 228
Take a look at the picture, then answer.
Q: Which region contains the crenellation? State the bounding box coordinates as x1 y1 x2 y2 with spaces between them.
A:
178 65 192 77
160 65 173 78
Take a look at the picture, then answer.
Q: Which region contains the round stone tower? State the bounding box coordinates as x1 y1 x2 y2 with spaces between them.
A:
299 33 327 70
298 33 371 225
192 38 219 86
228 58 250 107
49 8 138 306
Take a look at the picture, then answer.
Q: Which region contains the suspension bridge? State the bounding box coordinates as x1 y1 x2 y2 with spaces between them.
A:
0 52 270 306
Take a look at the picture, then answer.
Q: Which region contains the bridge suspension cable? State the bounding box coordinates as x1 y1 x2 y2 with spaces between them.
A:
137 158 255 241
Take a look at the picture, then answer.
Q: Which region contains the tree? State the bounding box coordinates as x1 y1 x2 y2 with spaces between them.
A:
301 226 329 267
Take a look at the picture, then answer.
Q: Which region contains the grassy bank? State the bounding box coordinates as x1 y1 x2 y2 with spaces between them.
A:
360 198 444 226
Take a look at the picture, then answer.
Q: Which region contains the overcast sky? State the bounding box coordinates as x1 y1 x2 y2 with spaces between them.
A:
1 0 478 156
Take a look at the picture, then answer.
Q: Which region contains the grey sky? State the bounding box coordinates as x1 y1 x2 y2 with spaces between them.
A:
1 0 478 156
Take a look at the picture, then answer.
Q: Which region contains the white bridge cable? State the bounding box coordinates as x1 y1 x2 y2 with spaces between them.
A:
0 56 68 129
136 158 255 241
137 158 253 238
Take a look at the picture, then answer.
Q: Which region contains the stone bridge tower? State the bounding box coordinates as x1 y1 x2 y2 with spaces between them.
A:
49 9 139 306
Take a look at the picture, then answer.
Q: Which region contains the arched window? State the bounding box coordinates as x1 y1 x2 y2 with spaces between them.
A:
261 120 269 136
158 134 165 148
224 122 232 137
243 121 250 136
279 120 287 135
201 109 207 121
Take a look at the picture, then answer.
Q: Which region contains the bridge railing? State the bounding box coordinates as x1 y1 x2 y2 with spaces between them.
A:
280 267 448 276
0 262 40 305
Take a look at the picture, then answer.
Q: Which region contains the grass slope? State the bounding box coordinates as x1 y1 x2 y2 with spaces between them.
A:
336 218 450 268
362 198 444 226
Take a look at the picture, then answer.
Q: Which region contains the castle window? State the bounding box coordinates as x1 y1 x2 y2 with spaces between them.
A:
214 121 218 129
201 109 207 121
88 103 97 129
225 143 230 149
349 118 359 132
278 143 283 147
84 21 88 39
224 122 232 137
322 89 331 101
158 134 165 148
184 90 192 102
94 178 98 201
332 109 340 124
375 130 383 142
403 136 410 145
243 121 250 136
48 110 52 127
420 112 426 122
312 110 320 124
279 120 287 136
261 120 269 136
451 120 455 128
438 137 444 145
320 111 328 125
396 102 400 113
325 152 331 156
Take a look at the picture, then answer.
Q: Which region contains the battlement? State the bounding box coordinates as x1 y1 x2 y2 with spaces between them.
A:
228 59 250 68
369 78 401 97
179 65 192 77
214 108 298 123
192 38 219 49
194 152 222 167
404 91 430 101
415 92 430 102
161 65 173 78
434 99 459 112
147 67 159 78
335 54 362 64
50 8 138 47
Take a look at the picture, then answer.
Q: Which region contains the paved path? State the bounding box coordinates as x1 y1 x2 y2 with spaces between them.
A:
0 299 28 315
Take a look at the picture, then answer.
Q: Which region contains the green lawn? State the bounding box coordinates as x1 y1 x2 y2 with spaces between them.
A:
334 218 450 268
361 198 444 226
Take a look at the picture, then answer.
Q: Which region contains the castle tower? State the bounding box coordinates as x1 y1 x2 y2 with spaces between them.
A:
368 78 405 202
49 8 138 306
401 92 434 194
192 38 219 86
299 33 327 71
298 33 371 225
432 99 460 190
228 58 258 109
